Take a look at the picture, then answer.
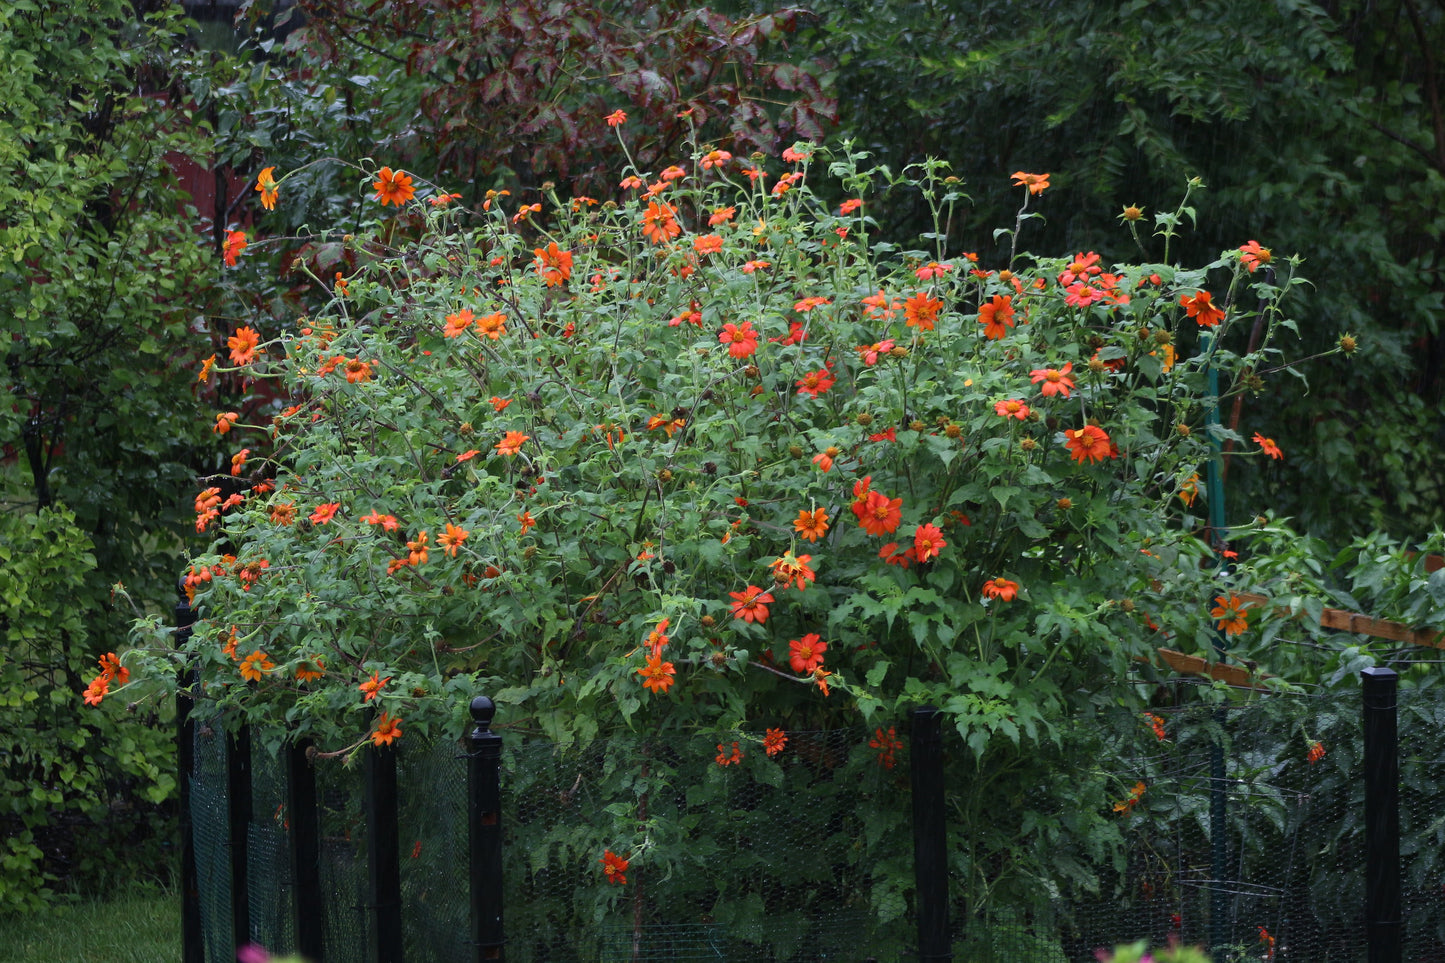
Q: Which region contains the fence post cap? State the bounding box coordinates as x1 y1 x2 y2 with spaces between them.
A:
470 695 496 729
1361 666 1400 682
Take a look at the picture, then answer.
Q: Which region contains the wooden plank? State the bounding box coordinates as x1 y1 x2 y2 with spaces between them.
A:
1236 593 1443 649
1154 647 1271 689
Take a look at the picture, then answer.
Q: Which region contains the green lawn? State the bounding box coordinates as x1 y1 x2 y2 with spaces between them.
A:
0 886 177 963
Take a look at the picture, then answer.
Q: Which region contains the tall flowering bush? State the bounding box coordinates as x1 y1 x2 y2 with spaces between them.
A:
122 136 1317 920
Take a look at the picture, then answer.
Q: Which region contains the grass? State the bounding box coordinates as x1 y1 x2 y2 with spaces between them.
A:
0 884 178 963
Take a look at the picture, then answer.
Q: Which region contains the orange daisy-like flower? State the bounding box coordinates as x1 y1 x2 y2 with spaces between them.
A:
1307 740 1326 764
343 359 373 384
83 675 109 706
1180 290 1225 328
443 309 475 338
644 618 670 657
197 354 216 383
1113 781 1146 814
228 325 260 365
223 230 248 267
994 398 1030 420
359 671 391 701
371 712 403 747
270 502 297 527
1211 593 1250 635
981 577 1020 602
903 292 942 331
978 295 1015 340
255 166 278 210
787 633 827 673
309 502 340 525
812 666 833 696
715 741 744 766
857 489 904 537
438 522 469 557
495 431 530 456
534 242 573 287
600 849 629 885
811 446 840 473
637 654 676 693
1238 240 1272 273
239 650 275 683
475 312 507 340
372 167 416 207
517 510 536 534
97 652 129 686
641 200 680 244
912 523 946 563
1252 432 1283 460
870 725 902 769
1064 425 1114 464
793 507 829 542
769 552 816 592
795 366 835 398
718 320 760 358
1178 473 1200 508
763 728 788 756
605 109 627 127
1010 171 1050 195
363 510 400 531
1029 362 1075 398
692 234 723 256
230 448 250 477
295 658 326 683
728 585 774 623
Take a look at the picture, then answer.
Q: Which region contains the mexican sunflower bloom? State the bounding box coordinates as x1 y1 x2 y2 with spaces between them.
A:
83 676 109 706
295 659 325 683
1211 594 1250 635
223 230 247 266
475 312 507 340
763 728 788 756
438 523 469 556
534 242 573 286
977 295 1015 340
912 523 946 562
255 166 278 210
719 321 759 358
788 633 827 673
1144 713 1167 742
1029 362 1075 398
1307 740 1326 764
729 585 774 623
1113 781 1146 814
1180 290 1225 328
644 618 670 657
903 292 942 331
637 655 676 693
641 200 680 244
795 366 835 397
372 167 415 207
870 726 902 769
495 431 529 456
309 503 340 525
793 507 829 542
443 309 474 338
1010 171 1050 195
228 325 260 365
1239 240 1273 273
600 850 629 884
856 489 903 537
371 712 402 747
1064 425 1113 463
981 577 1020 601
605 109 627 127
1253 432 1284 460
359 671 390 701
769 553 816 592
994 398 1030 420
239 650 275 682
715 742 744 766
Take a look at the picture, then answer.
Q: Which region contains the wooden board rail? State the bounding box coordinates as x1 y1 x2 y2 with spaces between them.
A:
1236 593 1443 650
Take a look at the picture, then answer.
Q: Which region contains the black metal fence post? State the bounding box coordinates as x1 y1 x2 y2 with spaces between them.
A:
910 706 952 962
468 695 505 961
228 722 253 951
366 740 404 963
288 739 324 961
1363 666 1401 963
176 582 204 963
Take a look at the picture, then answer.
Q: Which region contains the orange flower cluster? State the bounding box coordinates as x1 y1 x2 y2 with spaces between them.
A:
82 652 130 706
870 726 902 769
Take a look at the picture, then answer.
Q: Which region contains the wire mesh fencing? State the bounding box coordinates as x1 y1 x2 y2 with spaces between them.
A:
184 675 1445 962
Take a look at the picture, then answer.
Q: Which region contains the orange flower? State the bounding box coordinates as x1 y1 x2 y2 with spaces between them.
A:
715 741 744 766
977 295 1015 340
811 447 839 473
363 510 400 531
228 326 260 365
728 585 774 623
223 230 248 267
717 320 760 358
1180 290 1225 328
1178 473 1200 507
641 200 680 244
701 150 733 170
769 552 816 591
240 650 275 682
870 726 902 769
912 523 946 562
605 109 627 127
255 166 278 210
443 309 475 338
1029 362 1075 398
981 577 1020 601
1252 432 1283 460
812 666 832 696
517 510 535 534
495 431 530 456
763 728 788 756
1010 171 1050 195
343 359 373 384
692 233 723 256
197 354 216 383
994 398 1030 420
295 658 326 683
795 366 835 398
270 502 297 526
309 503 340 525
490 396 512 412
788 633 827 673
903 292 942 331
406 531 429 566
840 198 863 215
793 507 829 542
359 671 391 701
230 448 250 477
475 312 507 340
438 522 469 556
97 652 129 686
1112 781 1145 814
637 654 676 693
534 242 573 287
371 712 403 746
1211 593 1250 635
1239 240 1272 273
644 618 670 657
83 675 109 706
372 167 416 207
793 296 831 314
857 489 903 537
1064 425 1113 464
862 290 899 320
600 849 629 885
1307 740 1326 764
1144 713 1167 742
